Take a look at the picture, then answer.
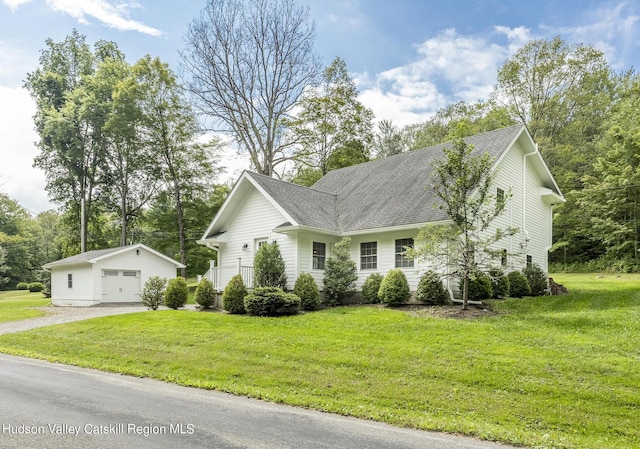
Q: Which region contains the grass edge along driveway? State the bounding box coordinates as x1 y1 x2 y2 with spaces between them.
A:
0 273 638 449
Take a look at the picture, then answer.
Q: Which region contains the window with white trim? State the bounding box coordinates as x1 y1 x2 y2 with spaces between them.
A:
395 238 414 268
67 273 73 288
360 242 377 270
312 242 326 270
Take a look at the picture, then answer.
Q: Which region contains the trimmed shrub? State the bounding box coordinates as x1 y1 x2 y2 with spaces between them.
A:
164 277 189 309
361 273 384 304
489 268 510 299
222 274 247 314
253 242 287 289
243 287 301 316
523 263 548 296
416 270 450 305
141 276 167 310
28 282 45 293
293 273 320 311
195 278 216 309
379 269 410 306
461 270 493 301
16 282 29 290
507 271 531 298
323 237 358 306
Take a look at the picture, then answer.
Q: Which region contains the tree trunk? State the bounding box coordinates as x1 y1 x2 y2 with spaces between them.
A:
174 185 187 279
120 195 127 247
462 275 469 310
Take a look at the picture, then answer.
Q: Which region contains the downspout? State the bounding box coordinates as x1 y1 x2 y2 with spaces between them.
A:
522 146 537 255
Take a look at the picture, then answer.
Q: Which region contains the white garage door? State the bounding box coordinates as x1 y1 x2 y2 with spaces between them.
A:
101 270 141 303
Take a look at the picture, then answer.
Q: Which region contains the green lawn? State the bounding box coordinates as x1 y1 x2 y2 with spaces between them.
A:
0 273 638 448
0 290 50 323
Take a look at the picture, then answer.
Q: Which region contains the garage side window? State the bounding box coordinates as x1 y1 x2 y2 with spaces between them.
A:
67 273 72 288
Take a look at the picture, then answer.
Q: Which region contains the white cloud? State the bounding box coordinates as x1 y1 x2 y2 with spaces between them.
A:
355 28 526 127
46 0 163 35
544 1 640 68
0 41 36 86
4 0 163 36
3 0 31 12
0 86 52 213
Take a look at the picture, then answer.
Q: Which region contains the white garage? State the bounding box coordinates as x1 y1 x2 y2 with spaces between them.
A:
43 244 186 307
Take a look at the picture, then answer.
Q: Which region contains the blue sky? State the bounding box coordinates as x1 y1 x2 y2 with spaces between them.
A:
1 0 639 214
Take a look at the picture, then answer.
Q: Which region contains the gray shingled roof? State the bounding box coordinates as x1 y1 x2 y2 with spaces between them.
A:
43 247 128 268
248 172 340 232
236 125 526 234
311 124 525 231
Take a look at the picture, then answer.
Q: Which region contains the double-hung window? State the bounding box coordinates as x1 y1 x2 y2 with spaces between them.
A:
395 238 414 268
360 242 377 270
312 242 326 270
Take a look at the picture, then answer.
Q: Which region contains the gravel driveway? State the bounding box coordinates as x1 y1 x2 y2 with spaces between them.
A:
0 304 196 335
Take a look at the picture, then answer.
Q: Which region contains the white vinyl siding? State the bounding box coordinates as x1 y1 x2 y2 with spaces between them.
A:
216 187 296 289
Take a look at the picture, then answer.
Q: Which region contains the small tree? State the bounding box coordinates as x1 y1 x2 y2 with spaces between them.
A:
323 237 358 306
489 267 510 299
293 273 320 311
416 270 450 305
412 138 518 309
361 273 384 304
164 277 189 309
141 276 167 310
253 242 287 289
222 274 247 314
0 246 9 289
195 277 216 309
379 269 410 306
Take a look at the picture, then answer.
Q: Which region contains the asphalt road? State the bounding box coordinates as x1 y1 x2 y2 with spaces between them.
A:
0 353 518 449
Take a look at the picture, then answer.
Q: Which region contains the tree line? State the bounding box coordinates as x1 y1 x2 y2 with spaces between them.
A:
1 0 638 289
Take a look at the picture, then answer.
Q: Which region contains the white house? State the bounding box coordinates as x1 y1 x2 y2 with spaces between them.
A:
43 243 185 306
198 125 564 295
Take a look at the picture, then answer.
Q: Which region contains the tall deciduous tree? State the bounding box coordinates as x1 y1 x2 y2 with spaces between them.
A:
134 56 222 277
289 57 374 176
493 36 611 149
102 54 159 246
402 101 515 151
577 78 640 263
25 31 120 252
373 119 407 158
413 139 517 310
181 0 321 176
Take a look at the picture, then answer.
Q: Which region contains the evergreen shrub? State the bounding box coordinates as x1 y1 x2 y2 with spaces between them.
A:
293 273 320 311
141 276 167 310
243 287 301 316
253 242 287 289
507 271 532 298
222 274 247 314
361 273 384 304
416 270 450 305
16 282 29 290
461 270 493 301
379 269 410 306
28 282 45 293
323 237 358 306
164 276 189 309
523 263 548 296
195 277 216 309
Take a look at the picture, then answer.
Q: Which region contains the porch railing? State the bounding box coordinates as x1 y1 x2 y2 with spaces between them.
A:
203 259 253 290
